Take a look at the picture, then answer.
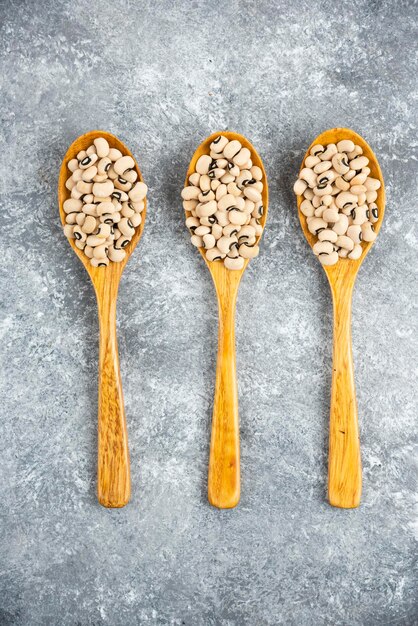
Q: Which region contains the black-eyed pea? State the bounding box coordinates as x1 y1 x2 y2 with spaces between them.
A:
217 194 237 212
107 165 118 180
195 155 212 175
114 177 132 192
223 224 240 237
318 229 338 243
313 160 332 174
232 147 251 167
97 157 112 175
318 251 339 266
212 224 223 240
350 170 368 185
118 218 135 238
350 156 369 171
83 204 98 217
111 212 121 224
224 256 245 270
361 221 377 242
300 168 317 187
357 192 367 206
223 140 242 160
215 211 229 227
82 215 97 234
300 199 315 217
229 209 247 226
227 182 242 197
73 225 87 242
335 176 350 191
92 180 114 198
183 199 198 212
308 217 327 235
215 184 227 201
189 172 200 187
323 207 339 223
206 247 225 261
366 190 378 203
226 243 240 259
76 180 93 195
209 168 226 180
335 191 358 209
210 135 228 154
83 194 94 204
199 174 211 192
198 190 215 203
351 205 367 225
121 205 135 218
332 214 349 235
96 201 115 216
250 165 263 181
304 157 322 173
75 239 86 250
226 162 240 177
347 225 362 244
336 140 355 153
65 212 78 225
243 187 262 203
217 236 237 255
203 234 216 249
244 199 255 214
186 216 200 232
350 184 367 195
368 203 379 223
92 137 109 158
68 158 79 172
250 218 263 236
91 257 109 267
77 150 87 161
313 184 333 197
314 205 326 217
332 153 350 175
79 154 98 169
335 235 354 251
196 200 217 217
107 245 126 262
65 176 76 191
75 212 86 227
320 144 337 161
194 225 211 236
317 170 336 187
114 235 131 249
364 177 381 191
84 245 94 259
310 144 325 157
338 248 349 258
313 240 334 256
63 224 75 238
239 243 259 259
93 243 108 259
303 188 315 201
127 182 147 202
348 244 362 260
321 194 333 206
252 202 264 219
113 156 135 176
347 145 362 160
111 190 129 203
71 187 83 199
63 198 82 214
211 179 221 191
190 234 203 248
96 223 111 239
82 166 98 182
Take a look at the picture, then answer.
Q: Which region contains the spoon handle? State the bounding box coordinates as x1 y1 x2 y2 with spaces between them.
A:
208 292 240 508
96 284 130 508
328 278 362 508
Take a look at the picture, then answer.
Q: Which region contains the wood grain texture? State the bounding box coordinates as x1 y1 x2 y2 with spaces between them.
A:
58 130 147 508
296 128 385 508
185 132 268 508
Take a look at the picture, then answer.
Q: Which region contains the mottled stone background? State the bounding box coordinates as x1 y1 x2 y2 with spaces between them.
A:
0 0 417 624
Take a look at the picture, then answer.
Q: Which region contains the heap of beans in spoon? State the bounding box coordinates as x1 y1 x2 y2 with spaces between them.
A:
294 139 381 266
62 137 147 267
182 135 265 270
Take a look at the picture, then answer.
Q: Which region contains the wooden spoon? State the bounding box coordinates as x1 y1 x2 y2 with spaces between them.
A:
296 128 385 508
185 132 268 508
58 130 147 508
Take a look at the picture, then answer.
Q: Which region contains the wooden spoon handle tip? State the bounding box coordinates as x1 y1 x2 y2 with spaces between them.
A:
96 290 130 508
328 281 362 508
208 296 240 509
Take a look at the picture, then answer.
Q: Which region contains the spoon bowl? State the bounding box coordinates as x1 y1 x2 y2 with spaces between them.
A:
185 131 268 508
58 130 147 507
296 127 385 508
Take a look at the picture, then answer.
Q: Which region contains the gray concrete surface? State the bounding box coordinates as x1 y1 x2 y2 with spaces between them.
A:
0 0 417 624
